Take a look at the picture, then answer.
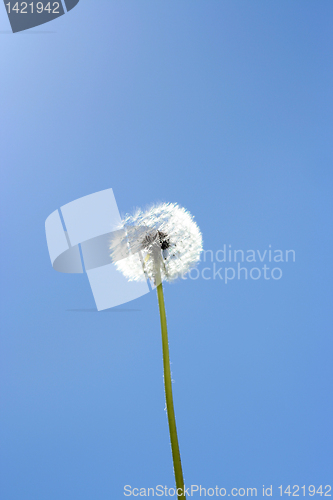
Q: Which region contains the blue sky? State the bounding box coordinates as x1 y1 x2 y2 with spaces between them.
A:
0 1 332 499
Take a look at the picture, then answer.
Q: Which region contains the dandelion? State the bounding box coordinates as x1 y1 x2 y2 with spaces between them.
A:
110 202 203 500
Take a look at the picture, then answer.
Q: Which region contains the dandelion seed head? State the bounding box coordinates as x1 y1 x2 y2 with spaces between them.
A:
110 202 203 283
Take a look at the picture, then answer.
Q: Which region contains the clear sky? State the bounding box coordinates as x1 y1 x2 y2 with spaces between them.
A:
0 1 332 499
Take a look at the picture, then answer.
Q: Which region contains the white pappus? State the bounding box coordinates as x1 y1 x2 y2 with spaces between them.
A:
110 202 203 284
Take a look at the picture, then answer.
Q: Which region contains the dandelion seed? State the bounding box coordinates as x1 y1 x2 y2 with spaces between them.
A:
110 202 203 285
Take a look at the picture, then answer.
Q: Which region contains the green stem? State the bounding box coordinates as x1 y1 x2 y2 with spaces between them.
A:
156 281 186 500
